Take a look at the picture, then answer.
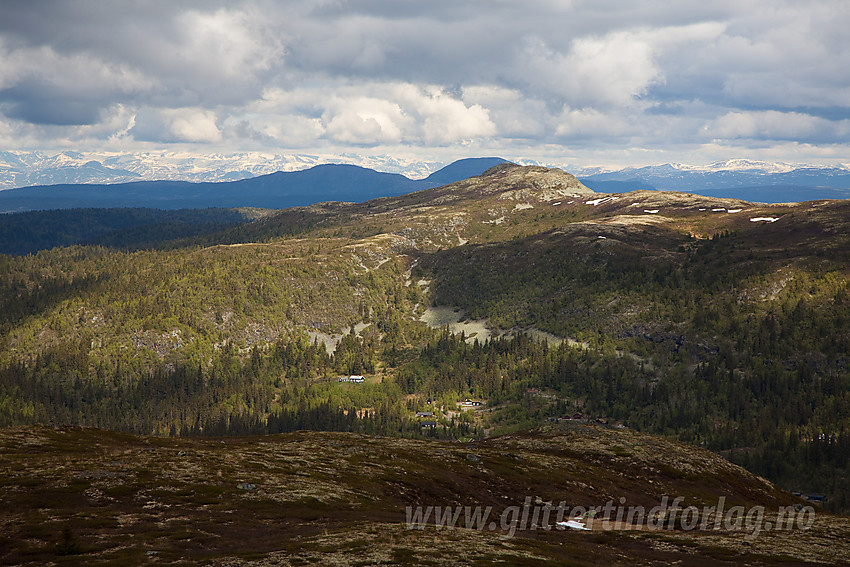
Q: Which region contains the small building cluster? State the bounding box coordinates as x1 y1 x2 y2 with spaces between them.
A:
338 375 365 383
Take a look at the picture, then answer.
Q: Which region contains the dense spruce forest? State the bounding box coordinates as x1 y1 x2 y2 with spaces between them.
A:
1 164 849 513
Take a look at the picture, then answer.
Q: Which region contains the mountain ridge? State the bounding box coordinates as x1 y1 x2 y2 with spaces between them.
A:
3 151 850 209
0 150 493 190
577 161 850 202
0 157 507 213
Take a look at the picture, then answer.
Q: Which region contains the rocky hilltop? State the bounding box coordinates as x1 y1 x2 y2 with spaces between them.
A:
447 163 594 200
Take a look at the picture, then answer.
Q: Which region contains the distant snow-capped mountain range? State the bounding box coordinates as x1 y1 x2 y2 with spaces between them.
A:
573 159 850 202
0 151 444 190
1 151 849 204
573 159 850 188
573 159 808 176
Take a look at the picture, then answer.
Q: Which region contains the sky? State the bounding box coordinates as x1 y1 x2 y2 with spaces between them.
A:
1 0 849 170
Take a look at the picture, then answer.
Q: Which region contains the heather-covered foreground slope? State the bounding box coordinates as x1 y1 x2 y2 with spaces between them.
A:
1 424 848 566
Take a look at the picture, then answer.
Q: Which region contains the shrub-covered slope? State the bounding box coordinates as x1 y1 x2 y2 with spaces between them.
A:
1 424 847 566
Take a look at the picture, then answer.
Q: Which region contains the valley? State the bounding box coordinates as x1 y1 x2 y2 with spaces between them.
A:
1 163 849 563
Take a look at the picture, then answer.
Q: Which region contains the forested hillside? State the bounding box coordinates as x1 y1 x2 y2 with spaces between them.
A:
0 207 263 255
1 163 848 512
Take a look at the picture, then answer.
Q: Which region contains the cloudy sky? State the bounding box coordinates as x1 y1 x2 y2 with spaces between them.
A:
1 0 848 168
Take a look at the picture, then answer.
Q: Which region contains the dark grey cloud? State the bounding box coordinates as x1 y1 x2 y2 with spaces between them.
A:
0 81 102 125
0 0 848 166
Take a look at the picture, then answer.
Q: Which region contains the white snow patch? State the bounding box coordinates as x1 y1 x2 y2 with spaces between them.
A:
643 209 659 214
552 202 561 206
750 217 780 223
597 235 607 239
556 520 590 531
712 208 726 212
727 208 742 213
698 208 707 211
585 197 613 206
